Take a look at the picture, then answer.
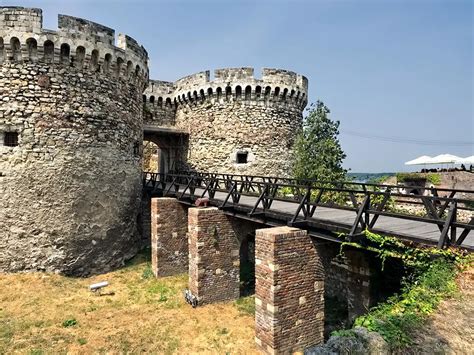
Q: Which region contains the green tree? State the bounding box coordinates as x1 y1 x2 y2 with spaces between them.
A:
293 101 347 182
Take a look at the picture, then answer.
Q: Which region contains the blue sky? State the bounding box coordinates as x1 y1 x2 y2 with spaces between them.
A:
3 0 473 172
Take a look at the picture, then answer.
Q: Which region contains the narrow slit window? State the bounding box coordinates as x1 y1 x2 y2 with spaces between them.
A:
236 151 248 164
4 132 19 147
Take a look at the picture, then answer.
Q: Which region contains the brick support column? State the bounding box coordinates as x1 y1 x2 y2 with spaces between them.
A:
151 197 188 277
188 207 240 305
255 226 325 354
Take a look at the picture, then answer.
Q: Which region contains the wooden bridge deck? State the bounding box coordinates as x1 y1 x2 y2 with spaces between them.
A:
185 188 472 248
144 172 474 250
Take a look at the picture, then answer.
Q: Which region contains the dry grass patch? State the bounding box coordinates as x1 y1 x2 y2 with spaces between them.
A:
408 267 474 354
0 251 257 354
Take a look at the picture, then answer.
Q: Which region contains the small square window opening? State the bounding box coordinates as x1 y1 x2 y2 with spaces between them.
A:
236 151 248 164
4 132 19 147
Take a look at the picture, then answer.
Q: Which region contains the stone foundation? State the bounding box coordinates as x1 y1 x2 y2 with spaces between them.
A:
141 192 152 247
255 226 325 354
188 207 240 305
343 249 377 322
151 197 188 277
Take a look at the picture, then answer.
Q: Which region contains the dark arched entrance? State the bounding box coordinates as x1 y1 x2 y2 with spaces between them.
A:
143 127 188 174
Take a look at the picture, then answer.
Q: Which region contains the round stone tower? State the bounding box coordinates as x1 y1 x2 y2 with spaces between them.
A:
0 7 149 275
143 67 308 176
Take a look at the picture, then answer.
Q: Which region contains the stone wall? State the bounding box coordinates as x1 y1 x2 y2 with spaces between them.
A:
255 226 325 354
0 7 149 275
143 67 308 176
343 249 378 323
188 207 240 304
143 80 176 128
151 197 189 277
0 6 310 275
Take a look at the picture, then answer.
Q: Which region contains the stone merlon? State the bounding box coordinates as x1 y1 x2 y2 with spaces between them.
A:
144 67 308 108
0 6 149 83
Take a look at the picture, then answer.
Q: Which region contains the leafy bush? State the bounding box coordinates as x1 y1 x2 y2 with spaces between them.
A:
396 173 441 185
354 260 458 348
331 329 356 338
370 192 395 211
337 230 471 350
426 173 441 185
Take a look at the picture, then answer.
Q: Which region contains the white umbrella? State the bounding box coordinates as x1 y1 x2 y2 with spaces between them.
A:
455 155 474 165
404 155 433 165
428 154 462 164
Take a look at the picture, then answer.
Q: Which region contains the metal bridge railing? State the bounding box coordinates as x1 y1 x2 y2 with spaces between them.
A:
143 171 474 249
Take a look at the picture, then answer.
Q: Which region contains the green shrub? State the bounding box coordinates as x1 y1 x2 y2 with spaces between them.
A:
336 230 470 350
62 318 78 328
141 264 154 279
396 172 424 182
331 329 356 338
396 173 441 185
426 173 441 185
147 282 173 303
354 260 458 348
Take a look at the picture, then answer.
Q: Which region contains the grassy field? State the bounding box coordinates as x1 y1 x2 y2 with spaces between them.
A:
0 251 257 354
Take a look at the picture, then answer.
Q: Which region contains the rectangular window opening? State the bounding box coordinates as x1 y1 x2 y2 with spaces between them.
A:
237 151 248 164
4 132 19 147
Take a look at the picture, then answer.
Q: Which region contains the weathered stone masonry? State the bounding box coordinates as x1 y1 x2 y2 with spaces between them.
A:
1 6 309 277
0 7 148 275
144 68 308 177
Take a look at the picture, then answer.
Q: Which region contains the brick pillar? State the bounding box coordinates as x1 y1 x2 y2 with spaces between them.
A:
188 207 240 305
344 249 376 322
151 197 188 277
255 226 325 354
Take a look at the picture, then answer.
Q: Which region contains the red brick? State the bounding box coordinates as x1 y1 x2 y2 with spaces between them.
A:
255 226 325 354
151 197 188 277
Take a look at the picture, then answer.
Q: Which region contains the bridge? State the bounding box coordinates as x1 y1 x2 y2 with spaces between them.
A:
144 170 473 353
144 171 474 250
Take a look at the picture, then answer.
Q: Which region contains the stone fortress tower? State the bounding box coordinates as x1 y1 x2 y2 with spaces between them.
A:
0 6 308 275
143 68 308 176
0 7 148 275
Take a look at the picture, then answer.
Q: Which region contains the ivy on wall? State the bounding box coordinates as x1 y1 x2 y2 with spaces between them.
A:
335 230 471 350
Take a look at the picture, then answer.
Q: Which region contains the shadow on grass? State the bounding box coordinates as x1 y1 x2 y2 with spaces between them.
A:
122 247 152 270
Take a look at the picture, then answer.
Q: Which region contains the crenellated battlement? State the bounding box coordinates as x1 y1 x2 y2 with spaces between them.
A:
0 6 311 276
0 7 149 87
143 67 308 110
144 80 176 108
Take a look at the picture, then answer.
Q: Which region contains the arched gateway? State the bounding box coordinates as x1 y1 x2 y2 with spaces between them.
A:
0 7 308 275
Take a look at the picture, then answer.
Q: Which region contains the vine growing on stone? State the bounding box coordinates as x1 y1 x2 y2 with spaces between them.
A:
335 230 471 349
